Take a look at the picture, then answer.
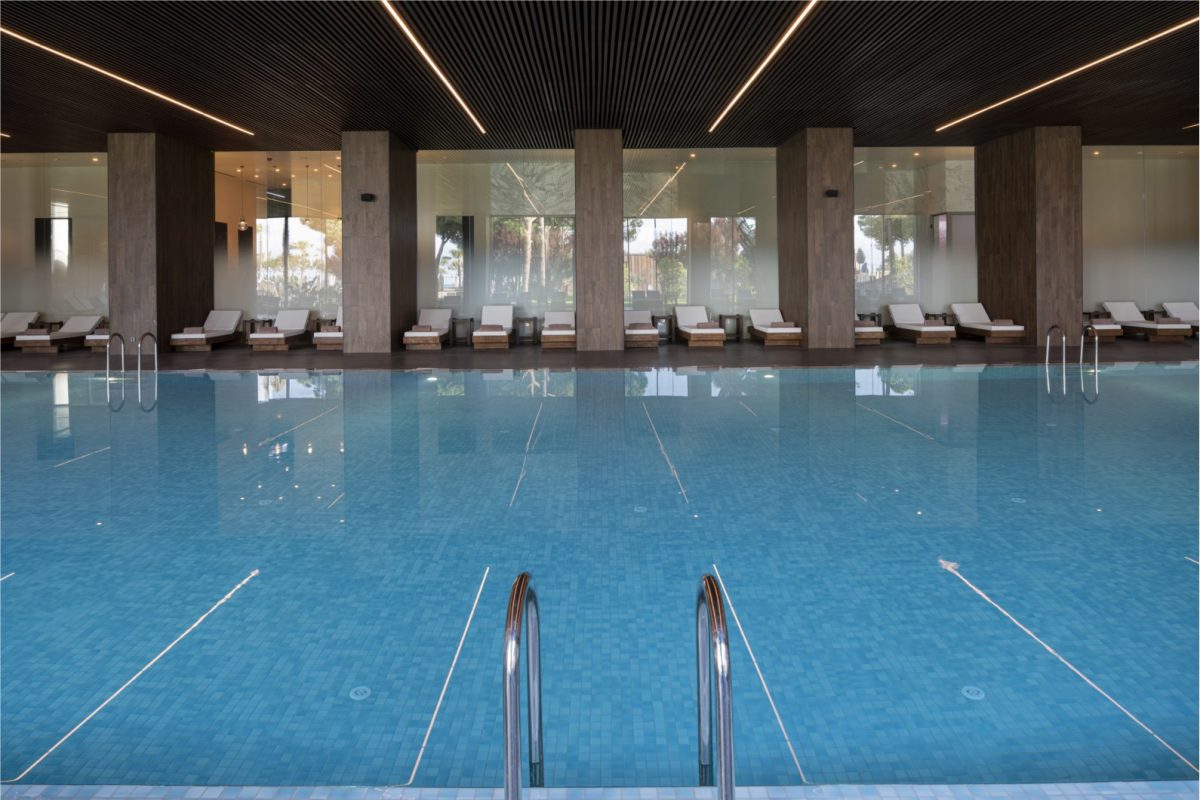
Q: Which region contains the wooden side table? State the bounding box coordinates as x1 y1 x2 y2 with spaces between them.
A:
651 314 674 344
718 313 743 342
451 317 474 347
514 316 539 345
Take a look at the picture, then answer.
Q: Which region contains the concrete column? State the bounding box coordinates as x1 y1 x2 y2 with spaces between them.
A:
976 126 1082 345
574 129 624 351
776 128 855 349
107 132 214 339
341 131 417 353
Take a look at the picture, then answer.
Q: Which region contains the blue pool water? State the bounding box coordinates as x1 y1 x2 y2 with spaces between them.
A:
1 364 1196 789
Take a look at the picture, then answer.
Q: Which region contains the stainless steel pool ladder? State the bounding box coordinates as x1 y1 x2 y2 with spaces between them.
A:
105 333 126 409
503 572 543 800
1079 324 1100 401
1044 324 1066 396
137 332 159 410
697 574 735 800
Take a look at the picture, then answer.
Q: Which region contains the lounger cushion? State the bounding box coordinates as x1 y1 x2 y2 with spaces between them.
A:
480 305 514 328
248 329 304 340
625 328 658 336
895 323 955 333
16 315 101 341
675 306 710 328
202 310 242 333
958 322 1024 332
414 308 452 332
473 329 512 337
949 303 993 325
0 312 39 336
403 331 442 339
889 304 939 326
1162 302 1199 323
678 325 724 335
624 310 652 327
855 326 885 333
1117 319 1191 330
752 325 803 334
312 331 344 340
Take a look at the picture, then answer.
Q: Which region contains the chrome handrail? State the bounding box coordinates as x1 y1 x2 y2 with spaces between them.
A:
1044 325 1066 396
696 574 734 800
137 332 159 411
137 332 158 377
503 572 543 800
105 332 126 380
1080 324 1100 401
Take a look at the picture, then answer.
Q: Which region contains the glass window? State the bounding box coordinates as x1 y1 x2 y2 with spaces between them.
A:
435 215 468 304
853 147 976 315
624 217 688 308
215 152 342 319
623 149 776 316
487 216 574 309
417 151 575 321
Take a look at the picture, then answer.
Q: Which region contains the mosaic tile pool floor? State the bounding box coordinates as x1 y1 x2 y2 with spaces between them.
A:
1 365 1196 790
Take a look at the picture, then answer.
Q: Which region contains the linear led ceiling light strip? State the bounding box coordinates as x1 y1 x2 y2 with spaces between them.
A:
0 27 254 136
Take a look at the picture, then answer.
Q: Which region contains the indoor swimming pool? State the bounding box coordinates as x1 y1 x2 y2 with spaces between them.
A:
1 364 1197 791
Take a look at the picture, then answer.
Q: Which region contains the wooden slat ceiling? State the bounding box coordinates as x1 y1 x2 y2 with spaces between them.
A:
0 1 1195 153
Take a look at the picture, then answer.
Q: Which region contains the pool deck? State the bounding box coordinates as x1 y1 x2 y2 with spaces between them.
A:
2 338 1197 373
2 783 1196 799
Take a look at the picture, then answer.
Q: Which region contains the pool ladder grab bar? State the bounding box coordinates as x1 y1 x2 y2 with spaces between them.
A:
1044 325 1067 396
503 573 543 800
697 574 735 800
1080 324 1100 401
137 332 159 376
501 574 736 800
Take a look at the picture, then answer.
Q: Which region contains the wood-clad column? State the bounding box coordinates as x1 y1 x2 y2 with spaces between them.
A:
108 133 213 339
341 131 417 353
776 128 855 349
976 126 1082 345
574 129 624 351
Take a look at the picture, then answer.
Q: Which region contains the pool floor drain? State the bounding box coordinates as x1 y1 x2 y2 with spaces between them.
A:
633 506 647 514
961 685 985 701
349 686 371 701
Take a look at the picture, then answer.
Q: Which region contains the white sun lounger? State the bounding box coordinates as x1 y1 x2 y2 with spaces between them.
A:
748 309 803 346
1 312 40 347
472 305 514 349
15 315 102 353
675 305 724 347
169 310 243 351
1161 302 1199 335
950 303 1025 344
1102 301 1192 342
541 311 576 349
248 309 311 351
624 310 658 348
312 307 344 350
886 304 955 345
403 308 453 350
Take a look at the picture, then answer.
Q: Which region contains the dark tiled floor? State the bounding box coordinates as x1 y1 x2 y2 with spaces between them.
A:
3 336 1196 372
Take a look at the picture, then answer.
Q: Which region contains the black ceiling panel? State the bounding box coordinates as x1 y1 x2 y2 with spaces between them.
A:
0 1 1195 153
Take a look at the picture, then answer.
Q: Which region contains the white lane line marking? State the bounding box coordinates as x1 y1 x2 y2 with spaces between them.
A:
738 400 758 417
257 405 341 448
1 569 261 784
326 492 345 510
855 402 935 442
939 559 1198 773
52 446 110 469
402 566 490 786
1186 557 1199 566
711 563 808 783
0 573 13 582
642 402 689 504
509 403 544 508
